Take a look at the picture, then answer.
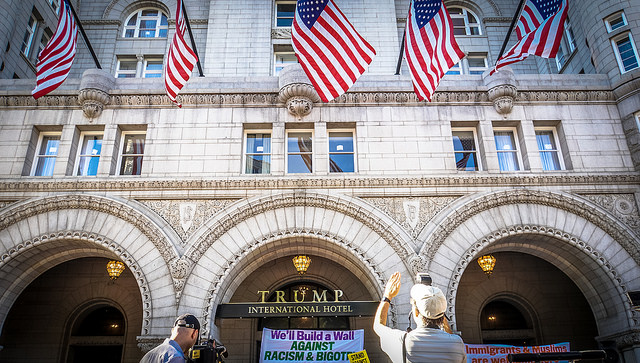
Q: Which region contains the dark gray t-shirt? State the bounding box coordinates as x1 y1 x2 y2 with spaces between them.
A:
375 324 467 363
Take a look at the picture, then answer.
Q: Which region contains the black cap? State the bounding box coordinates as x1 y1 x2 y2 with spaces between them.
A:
174 314 200 331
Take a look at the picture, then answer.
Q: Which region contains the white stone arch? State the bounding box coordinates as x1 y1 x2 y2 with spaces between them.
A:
419 189 640 339
0 194 180 335
178 191 419 337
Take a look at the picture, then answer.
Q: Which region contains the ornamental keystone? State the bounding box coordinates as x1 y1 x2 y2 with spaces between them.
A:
78 68 115 119
483 66 518 114
278 64 321 119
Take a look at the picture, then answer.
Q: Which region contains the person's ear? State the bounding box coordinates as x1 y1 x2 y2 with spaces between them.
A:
413 305 420 317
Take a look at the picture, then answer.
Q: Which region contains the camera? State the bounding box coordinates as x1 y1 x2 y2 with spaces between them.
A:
188 339 228 363
415 272 432 286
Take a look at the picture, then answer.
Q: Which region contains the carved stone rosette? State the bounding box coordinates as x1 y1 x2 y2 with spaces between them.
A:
78 69 115 119
278 64 321 119
484 66 517 114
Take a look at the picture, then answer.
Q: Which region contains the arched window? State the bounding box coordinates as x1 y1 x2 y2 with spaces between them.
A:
480 299 536 346
448 6 481 35
66 304 126 363
123 8 168 38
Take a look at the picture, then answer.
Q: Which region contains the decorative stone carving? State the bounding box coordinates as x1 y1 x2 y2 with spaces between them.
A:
78 69 115 119
484 66 517 114
139 199 236 244
582 194 640 236
363 196 460 239
0 200 17 210
614 330 640 348
136 336 165 353
271 28 292 39
278 64 321 119
421 190 640 266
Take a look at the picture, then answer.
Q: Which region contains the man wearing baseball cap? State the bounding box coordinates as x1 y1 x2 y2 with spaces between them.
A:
373 272 466 363
140 313 200 363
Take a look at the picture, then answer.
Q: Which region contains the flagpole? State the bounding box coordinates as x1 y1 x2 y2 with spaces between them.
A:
64 0 101 69
181 1 204 77
495 0 527 64
395 31 406 75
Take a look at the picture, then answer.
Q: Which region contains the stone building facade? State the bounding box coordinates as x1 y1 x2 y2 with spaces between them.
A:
0 0 639 362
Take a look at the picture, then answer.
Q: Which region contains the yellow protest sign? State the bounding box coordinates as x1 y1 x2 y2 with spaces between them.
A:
348 350 370 363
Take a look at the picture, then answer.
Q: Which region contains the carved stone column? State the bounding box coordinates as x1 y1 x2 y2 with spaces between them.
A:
278 64 321 119
78 69 115 119
483 66 517 114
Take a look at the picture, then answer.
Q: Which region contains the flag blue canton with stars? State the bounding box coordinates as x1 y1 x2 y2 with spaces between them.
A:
413 0 443 29
297 0 330 28
530 0 562 18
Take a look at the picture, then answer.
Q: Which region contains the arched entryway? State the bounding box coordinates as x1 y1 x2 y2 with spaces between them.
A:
0 257 143 363
457 251 599 350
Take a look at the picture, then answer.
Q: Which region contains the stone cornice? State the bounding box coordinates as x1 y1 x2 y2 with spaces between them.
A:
0 174 638 192
0 89 616 109
83 20 122 26
483 17 512 23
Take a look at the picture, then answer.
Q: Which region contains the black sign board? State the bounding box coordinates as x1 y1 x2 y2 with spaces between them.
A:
216 301 379 318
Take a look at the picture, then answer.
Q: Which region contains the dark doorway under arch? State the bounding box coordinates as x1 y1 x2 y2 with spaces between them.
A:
66 305 126 363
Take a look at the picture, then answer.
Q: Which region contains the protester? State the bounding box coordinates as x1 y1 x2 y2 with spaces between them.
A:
140 313 200 363
373 272 466 363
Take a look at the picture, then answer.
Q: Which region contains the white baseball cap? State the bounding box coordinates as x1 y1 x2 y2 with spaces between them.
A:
410 284 447 319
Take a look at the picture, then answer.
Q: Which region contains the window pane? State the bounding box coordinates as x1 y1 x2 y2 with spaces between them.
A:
287 132 312 153
288 154 312 173
535 131 556 151
245 155 271 174
329 154 354 173
78 156 100 176
122 134 145 155
446 63 461 75
495 131 519 171
35 157 56 176
276 3 296 27
455 152 478 171
119 61 137 71
246 133 271 154
120 156 143 175
497 152 519 171
141 9 158 16
329 132 353 153
39 135 60 156
468 57 486 68
540 151 561 171
126 14 138 26
160 14 168 26
124 29 135 37
617 36 639 71
81 135 103 156
159 28 167 37
608 14 625 31
452 131 475 151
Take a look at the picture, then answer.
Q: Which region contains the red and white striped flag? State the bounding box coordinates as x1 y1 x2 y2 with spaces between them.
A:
491 0 568 74
403 0 465 101
164 0 198 107
32 0 78 99
291 0 376 103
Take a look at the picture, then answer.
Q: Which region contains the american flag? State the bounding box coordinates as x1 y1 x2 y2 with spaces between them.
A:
403 0 465 101
164 0 198 107
291 0 376 103
32 0 78 99
491 0 568 74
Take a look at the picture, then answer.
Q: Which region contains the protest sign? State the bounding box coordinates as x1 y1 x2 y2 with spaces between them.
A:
465 343 571 363
260 328 363 363
348 350 370 363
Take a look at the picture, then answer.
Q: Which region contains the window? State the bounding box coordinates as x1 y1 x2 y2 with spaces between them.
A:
274 52 297 75
142 58 163 78
535 128 563 171
636 112 640 132
244 132 271 174
612 33 639 73
467 54 488 75
21 13 38 57
32 132 61 176
494 128 521 171
37 29 53 59
605 12 627 32
118 132 145 175
48 0 60 15
76 133 103 176
116 58 137 78
556 19 576 71
449 7 481 35
275 1 296 27
446 63 461 75
123 9 168 38
287 131 313 173
452 128 480 171
328 131 355 173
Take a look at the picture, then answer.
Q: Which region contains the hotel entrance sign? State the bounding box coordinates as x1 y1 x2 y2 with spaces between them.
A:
216 301 378 318
216 289 379 318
